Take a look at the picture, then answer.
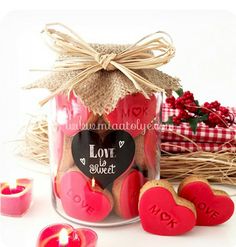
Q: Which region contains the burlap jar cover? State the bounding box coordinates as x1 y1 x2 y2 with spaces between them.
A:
25 23 181 224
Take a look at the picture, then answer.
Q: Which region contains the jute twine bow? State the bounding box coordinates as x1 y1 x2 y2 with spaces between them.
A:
39 23 175 105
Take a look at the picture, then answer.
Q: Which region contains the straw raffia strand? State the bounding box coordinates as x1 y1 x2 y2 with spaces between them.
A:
160 129 236 185
37 23 175 105
18 115 236 185
161 151 236 185
18 115 49 165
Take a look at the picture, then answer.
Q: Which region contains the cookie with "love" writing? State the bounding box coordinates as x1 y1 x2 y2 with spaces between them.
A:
60 169 113 222
178 176 234 226
139 180 196 236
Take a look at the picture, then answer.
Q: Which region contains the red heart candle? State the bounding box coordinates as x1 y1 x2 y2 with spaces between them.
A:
37 223 97 247
0 178 33 217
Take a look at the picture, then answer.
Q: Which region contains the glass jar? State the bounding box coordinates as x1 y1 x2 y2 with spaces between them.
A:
48 91 162 226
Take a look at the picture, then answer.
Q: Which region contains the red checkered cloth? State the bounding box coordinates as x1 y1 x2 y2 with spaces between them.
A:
161 103 236 152
161 141 236 153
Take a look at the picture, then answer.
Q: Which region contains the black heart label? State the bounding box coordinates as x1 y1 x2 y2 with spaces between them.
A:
71 130 135 188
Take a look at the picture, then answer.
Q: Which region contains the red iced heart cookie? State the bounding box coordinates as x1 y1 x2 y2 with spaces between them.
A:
52 127 64 166
55 91 96 136
112 169 145 219
54 135 74 198
134 134 146 171
178 176 235 226
139 180 196 236
134 130 158 179
60 170 113 222
144 128 159 176
104 93 157 137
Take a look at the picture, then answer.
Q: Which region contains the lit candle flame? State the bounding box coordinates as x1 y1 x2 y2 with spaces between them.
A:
8 179 17 190
59 228 69 245
92 177 96 188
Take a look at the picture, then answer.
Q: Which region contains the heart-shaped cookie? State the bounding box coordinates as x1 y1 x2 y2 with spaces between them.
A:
178 176 234 226
60 170 113 222
144 128 159 172
72 130 135 188
133 129 158 179
139 180 196 236
104 93 157 137
112 169 145 219
55 92 96 136
53 133 75 198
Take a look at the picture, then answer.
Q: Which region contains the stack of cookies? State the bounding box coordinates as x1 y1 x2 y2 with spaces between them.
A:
50 92 161 223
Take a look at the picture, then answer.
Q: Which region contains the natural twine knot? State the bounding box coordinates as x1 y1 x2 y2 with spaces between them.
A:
39 23 176 106
94 53 117 71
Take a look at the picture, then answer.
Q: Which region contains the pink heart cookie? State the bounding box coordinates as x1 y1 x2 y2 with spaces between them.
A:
178 176 235 226
144 128 159 174
60 171 113 222
54 134 74 198
139 180 196 236
55 92 96 136
112 169 145 219
134 129 158 179
104 93 157 137
52 127 64 166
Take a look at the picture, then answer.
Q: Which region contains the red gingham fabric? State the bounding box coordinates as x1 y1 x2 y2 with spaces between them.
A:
161 103 236 152
161 141 236 153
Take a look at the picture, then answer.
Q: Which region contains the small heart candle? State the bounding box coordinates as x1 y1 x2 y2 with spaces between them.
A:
37 223 98 247
0 178 33 217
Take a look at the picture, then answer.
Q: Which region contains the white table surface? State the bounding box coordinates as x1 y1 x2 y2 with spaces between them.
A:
0 157 236 247
0 9 236 247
